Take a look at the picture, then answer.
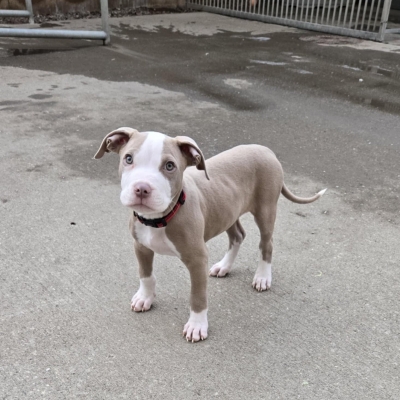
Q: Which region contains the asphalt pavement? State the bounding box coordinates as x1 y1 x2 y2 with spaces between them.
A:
1 12 399 399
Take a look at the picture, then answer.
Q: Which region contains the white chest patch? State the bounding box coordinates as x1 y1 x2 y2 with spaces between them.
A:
135 222 180 257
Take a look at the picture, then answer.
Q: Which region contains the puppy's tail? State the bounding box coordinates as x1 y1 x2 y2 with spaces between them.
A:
281 183 327 204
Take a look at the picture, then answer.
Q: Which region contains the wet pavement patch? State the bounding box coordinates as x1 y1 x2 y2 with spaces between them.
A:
0 100 27 106
300 35 361 45
40 22 63 28
7 48 64 57
1 25 399 114
28 94 53 100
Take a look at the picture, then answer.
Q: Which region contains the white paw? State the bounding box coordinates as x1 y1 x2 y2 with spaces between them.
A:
252 276 271 291
209 261 231 277
252 261 272 292
131 291 154 312
131 276 156 312
183 309 208 342
209 243 240 277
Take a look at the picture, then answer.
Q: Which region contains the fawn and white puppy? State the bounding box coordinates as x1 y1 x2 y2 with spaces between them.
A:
94 127 326 342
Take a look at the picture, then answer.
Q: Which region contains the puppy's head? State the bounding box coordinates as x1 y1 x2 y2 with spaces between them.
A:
94 127 209 217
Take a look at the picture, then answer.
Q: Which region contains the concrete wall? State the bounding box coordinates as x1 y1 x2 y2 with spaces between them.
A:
0 0 184 14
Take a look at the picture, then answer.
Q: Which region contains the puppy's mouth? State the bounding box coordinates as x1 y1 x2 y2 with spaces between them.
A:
126 199 165 216
130 203 155 213
120 189 170 216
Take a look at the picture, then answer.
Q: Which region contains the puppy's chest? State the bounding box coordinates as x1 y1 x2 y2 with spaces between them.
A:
134 222 180 257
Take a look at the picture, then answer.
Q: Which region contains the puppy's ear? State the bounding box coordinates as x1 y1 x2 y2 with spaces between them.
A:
175 136 210 180
93 127 138 159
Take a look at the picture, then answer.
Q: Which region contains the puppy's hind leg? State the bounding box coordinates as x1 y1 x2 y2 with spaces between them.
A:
209 219 246 277
252 207 276 291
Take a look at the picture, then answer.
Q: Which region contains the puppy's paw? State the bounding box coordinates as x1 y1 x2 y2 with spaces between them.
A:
209 262 231 277
183 310 208 343
131 276 156 312
252 276 271 291
252 261 272 292
131 291 154 312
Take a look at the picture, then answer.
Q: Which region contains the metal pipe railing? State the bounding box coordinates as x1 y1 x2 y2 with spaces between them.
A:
0 0 34 23
0 28 108 40
0 0 110 45
0 10 31 18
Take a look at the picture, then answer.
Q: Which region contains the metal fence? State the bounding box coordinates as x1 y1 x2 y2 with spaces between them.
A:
0 0 110 44
187 0 394 41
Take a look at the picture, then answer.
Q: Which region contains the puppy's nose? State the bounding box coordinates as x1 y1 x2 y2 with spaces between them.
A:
134 183 152 199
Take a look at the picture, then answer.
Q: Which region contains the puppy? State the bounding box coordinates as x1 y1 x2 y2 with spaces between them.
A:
94 127 326 342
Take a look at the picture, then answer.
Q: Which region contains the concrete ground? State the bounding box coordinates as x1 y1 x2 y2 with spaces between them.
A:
1 12 400 399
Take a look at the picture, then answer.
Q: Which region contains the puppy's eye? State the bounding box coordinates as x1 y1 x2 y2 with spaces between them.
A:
165 161 175 171
125 154 133 165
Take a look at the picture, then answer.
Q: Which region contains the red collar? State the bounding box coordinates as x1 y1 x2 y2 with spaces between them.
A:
133 191 186 228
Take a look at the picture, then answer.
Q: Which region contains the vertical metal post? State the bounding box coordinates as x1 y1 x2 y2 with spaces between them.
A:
290 0 295 19
300 0 305 21
311 0 316 23
354 0 363 28
343 0 350 26
366 0 376 30
361 0 368 30
337 0 344 26
100 0 110 45
373 0 382 30
348 0 356 28
321 0 327 24
377 0 392 40
294 0 300 20
25 0 34 24
315 0 321 23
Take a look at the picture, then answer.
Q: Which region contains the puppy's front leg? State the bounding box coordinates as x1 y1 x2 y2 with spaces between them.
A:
182 248 209 342
131 241 156 312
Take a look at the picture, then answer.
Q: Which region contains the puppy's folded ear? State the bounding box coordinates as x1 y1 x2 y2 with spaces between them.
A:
93 127 139 159
175 136 210 180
